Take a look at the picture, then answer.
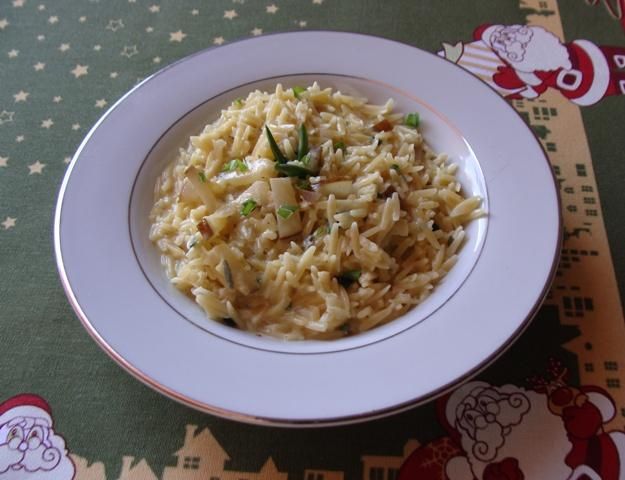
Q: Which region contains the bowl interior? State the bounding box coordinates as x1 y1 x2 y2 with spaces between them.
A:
128 73 489 354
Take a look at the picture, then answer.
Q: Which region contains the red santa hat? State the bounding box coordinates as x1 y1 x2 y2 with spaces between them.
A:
473 24 501 45
0 394 53 427
581 385 616 423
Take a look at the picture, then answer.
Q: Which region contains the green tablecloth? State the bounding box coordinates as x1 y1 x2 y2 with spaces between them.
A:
1 1 624 479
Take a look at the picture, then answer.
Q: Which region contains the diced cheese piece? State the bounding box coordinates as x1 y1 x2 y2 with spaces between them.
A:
270 177 302 238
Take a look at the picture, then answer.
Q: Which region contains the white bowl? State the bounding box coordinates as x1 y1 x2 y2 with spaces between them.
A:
55 31 560 426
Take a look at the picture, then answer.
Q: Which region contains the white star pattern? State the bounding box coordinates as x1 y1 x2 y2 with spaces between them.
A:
266 4 278 13
34 62 45 71
16 135 25 143
13 0 25 7
213 36 225 45
37 34 45 41
2 217 16 230
298 20 307 27
251 27 262 36
63 156 71 164
93 45 101 51
224 9 237 19
191 9 199 15
53 96 62 103
72 123 80 130
48 16 58 24
38 4 45 11
8 49 19 58
28 161 46 174
169 30 186 42
145 26 154 33
41 118 54 129
95 99 107 108
121 45 138 57
0 111 15 125
106 19 124 31
59 43 70 52
148 4 160 13
313 0 323 4
110 71 118 78
0 19 8 30
0 156 8 167
13 91 29 102
153 56 161 63
71 64 88 78
79 16 86 23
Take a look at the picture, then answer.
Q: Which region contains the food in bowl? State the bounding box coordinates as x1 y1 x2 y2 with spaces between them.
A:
149 83 483 340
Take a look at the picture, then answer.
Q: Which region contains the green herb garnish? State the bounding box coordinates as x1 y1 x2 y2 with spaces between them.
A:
198 171 207 183
277 204 299 219
222 158 249 173
297 124 308 160
292 86 306 98
265 126 288 164
275 163 314 178
233 97 243 107
404 112 420 128
240 199 258 217
339 323 352 335
391 164 400 171
337 270 362 288
334 141 345 151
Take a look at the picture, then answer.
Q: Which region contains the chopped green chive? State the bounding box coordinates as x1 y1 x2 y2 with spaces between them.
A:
391 164 400 171
292 86 306 98
277 204 299 219
198 171 207 183
337 270 362 288
222 158 249 173
333 141 345 151
240 199 258 217
297 124 309 161
265 126 288 164
233 97 243 107
404 112 420 128
275 163 313 178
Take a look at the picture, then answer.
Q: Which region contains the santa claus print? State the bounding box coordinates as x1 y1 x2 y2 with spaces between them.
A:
399 364 625 479
438 23 625 105
0 394 75 480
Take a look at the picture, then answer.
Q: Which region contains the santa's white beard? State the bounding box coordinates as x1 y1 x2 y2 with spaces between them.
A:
0 433 75 480
0 443 22 474
492 26 572 73
463 391 573 480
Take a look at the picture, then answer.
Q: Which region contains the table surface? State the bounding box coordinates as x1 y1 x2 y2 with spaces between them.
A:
1 1 625 479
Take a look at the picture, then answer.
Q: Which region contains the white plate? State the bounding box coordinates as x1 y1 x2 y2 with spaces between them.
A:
54 31 560 426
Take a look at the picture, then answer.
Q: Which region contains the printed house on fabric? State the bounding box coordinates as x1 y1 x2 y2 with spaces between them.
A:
69 425 424 480
161 425 286 480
